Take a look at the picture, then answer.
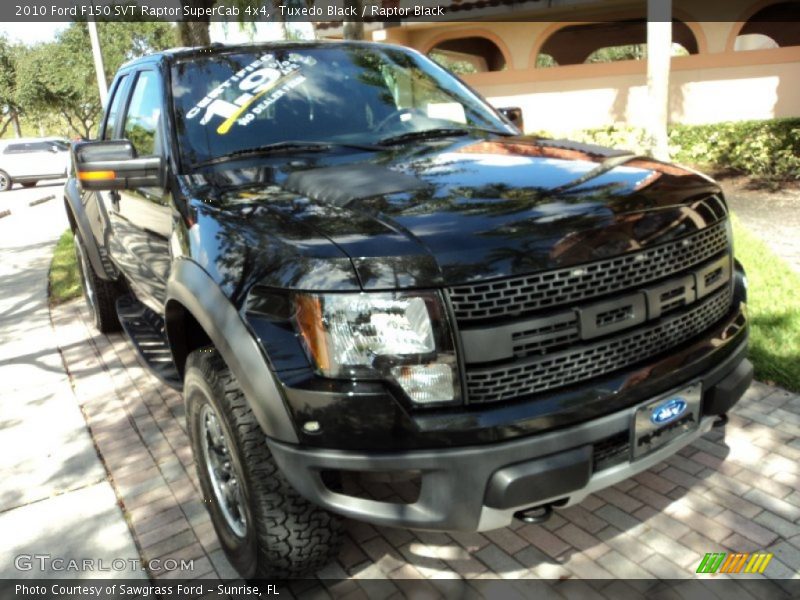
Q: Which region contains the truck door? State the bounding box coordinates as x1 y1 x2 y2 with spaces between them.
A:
1 142 28 179
83 73 131 270
113 68 173 313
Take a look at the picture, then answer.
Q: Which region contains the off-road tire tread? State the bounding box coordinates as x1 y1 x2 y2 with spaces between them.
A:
187 349 342 579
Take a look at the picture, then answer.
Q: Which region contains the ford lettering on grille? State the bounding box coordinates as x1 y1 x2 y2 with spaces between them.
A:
578 254 730 341
460 253 732 366
449 213 730 322
459 242 735 402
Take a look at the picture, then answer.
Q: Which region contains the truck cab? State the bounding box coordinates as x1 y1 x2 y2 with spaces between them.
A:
64 41 752 578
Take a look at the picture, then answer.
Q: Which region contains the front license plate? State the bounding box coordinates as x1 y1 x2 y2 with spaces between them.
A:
632 383 702 460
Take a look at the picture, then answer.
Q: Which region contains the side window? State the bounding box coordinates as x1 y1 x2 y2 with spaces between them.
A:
103 75 128 140
3 144 22 154
380 63 467 124
122 71 163 157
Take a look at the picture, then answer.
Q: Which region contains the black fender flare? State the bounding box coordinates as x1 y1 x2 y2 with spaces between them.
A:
166 258 299 444
64 179 114 281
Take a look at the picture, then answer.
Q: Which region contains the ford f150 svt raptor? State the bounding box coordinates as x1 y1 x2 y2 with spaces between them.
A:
64 41 752 578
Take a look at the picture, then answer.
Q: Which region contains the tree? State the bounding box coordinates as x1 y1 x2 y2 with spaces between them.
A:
183 0 322 45
14 21 175 139
178 0 349 46
342 0 365 40
0 36 22 137
430 50 479 75
96 21 177 76
180 0 215 46
15 41 98 139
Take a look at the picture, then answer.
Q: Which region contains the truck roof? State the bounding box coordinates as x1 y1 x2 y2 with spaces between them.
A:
0 137 67 145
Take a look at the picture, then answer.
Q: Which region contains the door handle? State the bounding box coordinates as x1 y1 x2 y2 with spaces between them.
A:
110 190 120 211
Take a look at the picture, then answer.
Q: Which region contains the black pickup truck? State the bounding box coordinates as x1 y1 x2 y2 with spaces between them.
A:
64 41 752 578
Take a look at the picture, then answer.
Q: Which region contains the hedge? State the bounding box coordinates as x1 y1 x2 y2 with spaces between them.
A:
559 118 800 182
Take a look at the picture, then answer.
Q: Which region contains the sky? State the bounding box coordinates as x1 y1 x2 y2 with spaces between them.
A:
0 22 66 45
0 21 314 46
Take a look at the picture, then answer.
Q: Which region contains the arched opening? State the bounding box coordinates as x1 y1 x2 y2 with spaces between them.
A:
735 2 800 50
535 19 699 67
428 36 508 74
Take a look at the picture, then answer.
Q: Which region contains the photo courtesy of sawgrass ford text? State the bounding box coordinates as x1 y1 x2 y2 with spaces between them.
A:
13 584 277 597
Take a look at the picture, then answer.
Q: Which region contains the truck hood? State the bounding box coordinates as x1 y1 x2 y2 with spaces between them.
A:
194 137 725 292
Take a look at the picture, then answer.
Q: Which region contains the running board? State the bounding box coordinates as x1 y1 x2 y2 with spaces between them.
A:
116 295 182 390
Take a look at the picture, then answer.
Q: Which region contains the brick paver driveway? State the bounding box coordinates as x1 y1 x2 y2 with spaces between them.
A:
50 300 800 590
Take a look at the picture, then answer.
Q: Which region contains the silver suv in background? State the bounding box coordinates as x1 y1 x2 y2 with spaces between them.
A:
0 138 71 191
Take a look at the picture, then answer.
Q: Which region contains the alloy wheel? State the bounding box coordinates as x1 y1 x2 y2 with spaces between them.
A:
200 403 248 538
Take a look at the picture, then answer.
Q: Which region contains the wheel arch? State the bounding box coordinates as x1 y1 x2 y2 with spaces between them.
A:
166 258 299 444
63 179 115 281
64 197 78 233
164 298 212 379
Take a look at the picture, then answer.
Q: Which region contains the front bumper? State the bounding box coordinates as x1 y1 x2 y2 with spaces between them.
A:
267 341 752 532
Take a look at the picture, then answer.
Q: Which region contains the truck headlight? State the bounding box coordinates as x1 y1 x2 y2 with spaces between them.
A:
293 291 460 405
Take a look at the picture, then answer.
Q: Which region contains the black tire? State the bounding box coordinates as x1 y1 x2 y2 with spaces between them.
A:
73 232 122 333
0 170 11 192
21 181 37 188
185 349 342 579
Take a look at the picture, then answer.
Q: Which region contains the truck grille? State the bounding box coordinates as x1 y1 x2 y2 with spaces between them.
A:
465 286 732 404
450 201 734 405
449 219 729 322
593 432 631 472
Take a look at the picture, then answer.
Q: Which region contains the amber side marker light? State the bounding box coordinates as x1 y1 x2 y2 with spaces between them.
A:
78 170 116 181
294 294 331 372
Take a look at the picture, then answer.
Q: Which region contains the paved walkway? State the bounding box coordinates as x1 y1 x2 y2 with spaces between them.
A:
50 296 800 589
0 185 144 579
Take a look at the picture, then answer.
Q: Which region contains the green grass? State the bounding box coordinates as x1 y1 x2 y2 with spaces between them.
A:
49 229 82 305
732 216 800 392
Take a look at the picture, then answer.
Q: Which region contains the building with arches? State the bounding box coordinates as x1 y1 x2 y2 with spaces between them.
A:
352 0 800 138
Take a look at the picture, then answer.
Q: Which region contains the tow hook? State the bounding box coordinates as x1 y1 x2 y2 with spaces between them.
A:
514 504 553 524
713 413 729 428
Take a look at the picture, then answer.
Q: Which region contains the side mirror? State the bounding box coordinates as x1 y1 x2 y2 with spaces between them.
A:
498 107 524 132
73 139 164 191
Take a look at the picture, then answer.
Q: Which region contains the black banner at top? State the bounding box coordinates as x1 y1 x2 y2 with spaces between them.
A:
3 0 799 23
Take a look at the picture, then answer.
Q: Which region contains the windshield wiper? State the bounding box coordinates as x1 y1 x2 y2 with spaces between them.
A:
378 127 512 147
194 140 383 167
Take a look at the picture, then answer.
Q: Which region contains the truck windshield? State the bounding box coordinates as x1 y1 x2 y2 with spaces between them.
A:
171 44 513 167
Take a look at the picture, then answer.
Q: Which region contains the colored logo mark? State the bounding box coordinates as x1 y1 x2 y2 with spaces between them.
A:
651 397 687 425
696 552 773 574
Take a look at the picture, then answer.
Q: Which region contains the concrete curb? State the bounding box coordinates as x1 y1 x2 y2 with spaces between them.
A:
29 194 56 207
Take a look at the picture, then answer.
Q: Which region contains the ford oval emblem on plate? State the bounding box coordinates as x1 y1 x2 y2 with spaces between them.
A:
633 384 701 459
651 398 688 425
